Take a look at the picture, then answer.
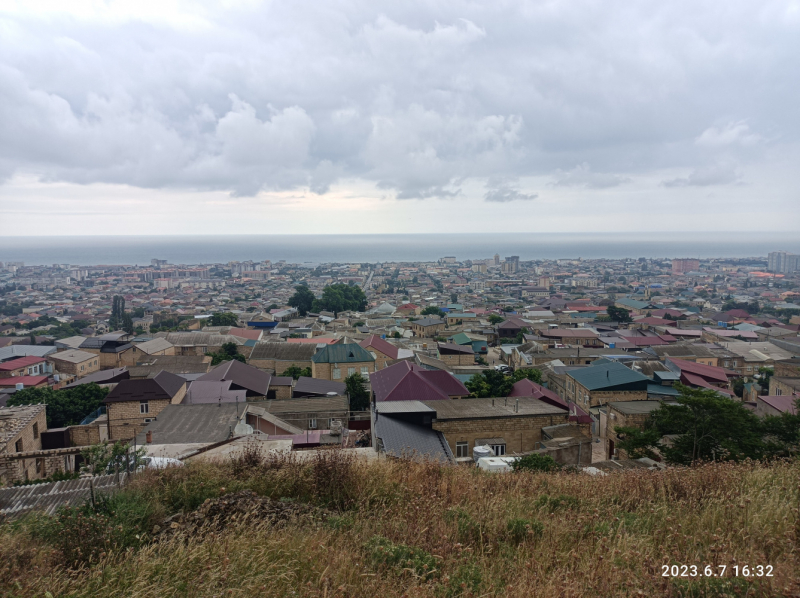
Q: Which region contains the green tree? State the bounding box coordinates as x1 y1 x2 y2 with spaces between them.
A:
466 370 514 398
488 314 505 325
392 331 402 339
209 312 239 327
758 367 774 391
731 377 745 398
109 295 126 330
208 342 246 365
122 313 134 335
283 365 312 380
311 284 367 315
511 368 542 384
511 453 560 472
288 284 316 316
649 385 769 464
7 384 110 428
345 372 370 411
450 293 458 304
606 306 632 322
613 426 662 459
421 306 445 318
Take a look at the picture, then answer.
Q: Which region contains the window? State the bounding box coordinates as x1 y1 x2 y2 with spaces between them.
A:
361 366 369 376
15 439 23 452
491 444 506 456
32 423 38 439
140 401 149 414
348 367 356 376
456 441 469 458
81 365 84 371
776 389 782 396
332 368 341 380
308 418 318 429
94 360 97 366
144 418 153 423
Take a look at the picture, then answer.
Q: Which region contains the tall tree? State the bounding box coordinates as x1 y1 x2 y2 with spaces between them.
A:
606 305 632 322
209 312 239 327
7 384 110 428
345 372 370 411
288 284 316 316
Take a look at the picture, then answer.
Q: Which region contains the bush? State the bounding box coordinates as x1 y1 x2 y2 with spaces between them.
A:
445 507 481 543
365 535 438 580
444 563 483 597
511 453 560 472
535 494 579 513
505 518 544 543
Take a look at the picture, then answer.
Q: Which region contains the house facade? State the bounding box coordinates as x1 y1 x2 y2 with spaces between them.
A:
311 343 376 381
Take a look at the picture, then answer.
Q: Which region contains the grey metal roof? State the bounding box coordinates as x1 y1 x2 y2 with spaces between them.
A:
135 404 241 445
375 400 435 414
607 400 673 415
292 376 346 396
0 346 57 361
134 338 174 355
47 349 97 364
249 342 318 361
63 367 129 388
567 361 650 391
374 415 453 464
0 473 128 520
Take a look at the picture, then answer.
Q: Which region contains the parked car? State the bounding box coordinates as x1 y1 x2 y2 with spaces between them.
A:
494 364 511 373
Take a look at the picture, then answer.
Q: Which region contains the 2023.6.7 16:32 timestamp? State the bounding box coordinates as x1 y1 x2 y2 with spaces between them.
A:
662 565 774 578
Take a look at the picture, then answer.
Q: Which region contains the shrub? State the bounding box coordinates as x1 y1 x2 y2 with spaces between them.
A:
505 518 544 543
445 507 481 543
443 563 482 597
511 453 561 472
365 535 438 580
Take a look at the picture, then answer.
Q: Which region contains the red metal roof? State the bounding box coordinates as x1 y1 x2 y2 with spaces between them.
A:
359 335 399 360
0 356 46 371
369 361 468 402
669 358 737 383
0 376 49 387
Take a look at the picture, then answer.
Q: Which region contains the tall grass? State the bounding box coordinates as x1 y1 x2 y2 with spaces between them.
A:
1 450 798 597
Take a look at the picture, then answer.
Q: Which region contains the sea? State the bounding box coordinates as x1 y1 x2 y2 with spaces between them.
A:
0 232 797 267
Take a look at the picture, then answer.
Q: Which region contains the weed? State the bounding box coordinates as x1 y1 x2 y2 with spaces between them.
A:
535 494 579 512
505 518 544 543
365 535 438 580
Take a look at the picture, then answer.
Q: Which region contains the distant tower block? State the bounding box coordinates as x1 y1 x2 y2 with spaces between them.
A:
494 253 500 265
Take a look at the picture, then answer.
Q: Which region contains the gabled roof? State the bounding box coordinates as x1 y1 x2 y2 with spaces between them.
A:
667 358 737 383
0 376 49 387
508 379 593 424
249 342 318 361
374 413 453 464
311 343 375 364
198 360 272 396
0 356 46 371
293 377 346 396
437 342 474 355
134 338 174 355
103 371 186 403
370 361 468 402
567 361 650 391
359 335 399 359
412 318 444 327
63 367 129 388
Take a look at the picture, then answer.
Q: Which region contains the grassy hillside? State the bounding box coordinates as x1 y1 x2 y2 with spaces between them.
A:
2 450 798 598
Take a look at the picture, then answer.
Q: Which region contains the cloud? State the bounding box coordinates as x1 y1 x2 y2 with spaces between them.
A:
551 163 630 189
0 0 797 226
661 163 742 187
695 121 762 148
484 177 537 203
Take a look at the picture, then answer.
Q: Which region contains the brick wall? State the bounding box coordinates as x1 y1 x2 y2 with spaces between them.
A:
1 409 47 484
49 356 100 378
107 398 171 441
774 361 800 378
439 353 474 366
248 358 312 374
311 361 374 381
605 408 651 459
433 413 569 456
69 423 102 446
770 377 800 397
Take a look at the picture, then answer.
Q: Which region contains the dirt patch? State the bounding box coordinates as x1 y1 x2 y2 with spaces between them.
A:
152 490 328 540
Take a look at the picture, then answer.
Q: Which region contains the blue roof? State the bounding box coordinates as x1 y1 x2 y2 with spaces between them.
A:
647 384 680 397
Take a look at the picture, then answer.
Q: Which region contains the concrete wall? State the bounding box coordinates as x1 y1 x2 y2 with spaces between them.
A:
1 409 46 484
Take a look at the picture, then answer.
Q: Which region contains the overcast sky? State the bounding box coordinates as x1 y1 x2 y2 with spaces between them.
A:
1 0 799 235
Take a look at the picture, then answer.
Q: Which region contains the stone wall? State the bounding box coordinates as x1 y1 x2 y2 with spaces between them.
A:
107 398 171 441
433 413 569 456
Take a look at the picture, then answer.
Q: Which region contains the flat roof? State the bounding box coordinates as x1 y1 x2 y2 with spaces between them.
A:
423 397 567 420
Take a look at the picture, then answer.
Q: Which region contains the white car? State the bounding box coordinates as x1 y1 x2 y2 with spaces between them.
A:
139 456 184 470
494 364 511 373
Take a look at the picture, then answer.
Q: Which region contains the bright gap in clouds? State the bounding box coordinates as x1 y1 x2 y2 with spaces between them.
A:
0 0 798 233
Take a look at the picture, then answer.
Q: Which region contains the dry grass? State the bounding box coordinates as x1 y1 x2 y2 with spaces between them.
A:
2 451 799 598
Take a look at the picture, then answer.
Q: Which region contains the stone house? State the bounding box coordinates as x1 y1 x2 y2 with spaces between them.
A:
755 395 798 418
311 343 376 381
47 349 99 379
247 342 317 374
0 356 50 378
565 361 650 408
425 397 570 458
436 342 475 366
769 376 800 397
774 358 800 378
104 372 187 441
410 318 446 338
130 338 175 360
359 335 403 370
0 404 47 484
197 360 273 400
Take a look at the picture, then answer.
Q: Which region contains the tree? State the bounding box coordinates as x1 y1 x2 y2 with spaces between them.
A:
758 367 774 391
450 293 458 304
613 426 662 459
288 284 316 316
345 372 370 411
209 312 239 327
488 314 505 325
311 284 367 315
606 305 632 322
283 365 312 380
731 377 745 398
267 303 279 311
208 342 246 365
7 384 110 428
466 370 515 398
122 313 134 335
421 306 445 318
648 385 769 464
511 368 542 384
392 331 402 339
511 453 560 472
110 295 126 330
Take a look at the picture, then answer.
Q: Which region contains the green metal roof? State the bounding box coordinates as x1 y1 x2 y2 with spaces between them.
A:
449 332 472 345
616 298 652 310
311 343 375 364
568 361 650 391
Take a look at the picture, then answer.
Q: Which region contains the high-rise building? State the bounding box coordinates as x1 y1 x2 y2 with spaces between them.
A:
502 256 520 274
768 251 800 273
493 253 500 266
672 258 699 276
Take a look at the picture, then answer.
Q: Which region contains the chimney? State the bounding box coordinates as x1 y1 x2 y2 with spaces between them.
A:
146 431 152 444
